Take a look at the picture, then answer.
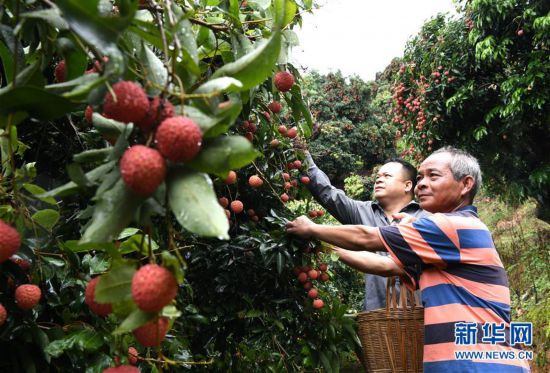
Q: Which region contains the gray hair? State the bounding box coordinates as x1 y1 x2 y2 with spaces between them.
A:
432 146 482 200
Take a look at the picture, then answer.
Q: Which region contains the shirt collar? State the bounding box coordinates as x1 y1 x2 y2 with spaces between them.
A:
456 205 478 214
372 200 421 212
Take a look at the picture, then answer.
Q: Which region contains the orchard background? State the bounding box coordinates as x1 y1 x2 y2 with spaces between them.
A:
0 0 548 372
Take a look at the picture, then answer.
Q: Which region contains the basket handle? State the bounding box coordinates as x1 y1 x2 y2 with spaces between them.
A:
385 277 398 312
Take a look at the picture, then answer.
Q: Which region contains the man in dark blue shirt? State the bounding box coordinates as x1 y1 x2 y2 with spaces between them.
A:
303 150 428 310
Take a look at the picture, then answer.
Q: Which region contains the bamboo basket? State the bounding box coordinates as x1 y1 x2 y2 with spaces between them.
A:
356 277 424 372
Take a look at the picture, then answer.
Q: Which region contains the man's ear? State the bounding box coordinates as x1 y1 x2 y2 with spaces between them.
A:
460 176 475 197
404 180 413 193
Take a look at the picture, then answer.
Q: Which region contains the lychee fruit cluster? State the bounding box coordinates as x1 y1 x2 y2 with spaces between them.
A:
131 264 178 312
292 263 330 310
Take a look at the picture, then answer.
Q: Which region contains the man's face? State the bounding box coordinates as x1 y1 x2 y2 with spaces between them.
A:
415 152 465 213
373 162 412 202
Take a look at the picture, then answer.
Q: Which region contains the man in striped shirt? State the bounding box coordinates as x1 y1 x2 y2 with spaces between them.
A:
287 147 530 372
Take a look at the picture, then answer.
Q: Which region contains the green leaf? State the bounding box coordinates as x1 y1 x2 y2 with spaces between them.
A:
80 179 145 244
167 169 229 239
119 234 158 255
282 0 297 28
62 240 116 253
32 209 60 231
0 87 77 120
211 31 282 91
20 8 69 30
73 148 111 163
91 113 126 136
194 77 243 95
56 0 135 64
161 251 184 283
117 228 140 240
41 161 116 198
94 262 136 303
141 45 168 95
45 329 103 358
276 252 284 274
23 183 57 205
188 136 259 175
113 309 155 335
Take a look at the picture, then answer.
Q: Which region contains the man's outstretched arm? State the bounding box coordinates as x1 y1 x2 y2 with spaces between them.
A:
286 216 385 252
333 248 404 276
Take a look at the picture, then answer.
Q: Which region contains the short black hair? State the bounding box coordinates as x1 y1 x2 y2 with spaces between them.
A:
383 158 417 191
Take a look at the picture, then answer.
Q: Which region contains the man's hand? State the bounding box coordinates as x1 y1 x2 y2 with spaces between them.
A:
392 212 417 225
286 216 316 238
292 137 308 152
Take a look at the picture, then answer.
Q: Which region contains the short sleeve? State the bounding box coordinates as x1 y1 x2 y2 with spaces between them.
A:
378 216 458 289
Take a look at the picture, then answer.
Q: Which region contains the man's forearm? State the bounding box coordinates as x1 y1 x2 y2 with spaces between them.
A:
308 224 385 252
334 248 404 276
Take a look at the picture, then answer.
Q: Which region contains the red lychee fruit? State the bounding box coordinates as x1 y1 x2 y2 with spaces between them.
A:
0 220 21 263
128 347 139 365
103 81 149 124
319 263 328 272
132 264 178 312
248 122 257 133
303 281 312 290
251 215 259 222
290 179 298 188
286 127 298 139
247 209 256 217
270 139 280 148
262 111 271 121
11 257 30 270
317 210 325 217
103 365 140 373
0 304 6 326
225 171 237 184
245 132 254 142
230 200 244 214
320 273 329 282
248 175 263 188
15 284 41 310
284 182 291 190
300 176 310 185
308 289 318 299
133 317 169 347
308 270 319 280
308 211 317 218
282 172 290 181
156 116 202 162
273 71 295 92
280 193 289 203
268 101 282 113
293 160 302 169
136 96 175 132
218 197 229 208
297 272 308 283
85 105 94 123
278 125 287 135
120 145 166 196
517 29 524 36
54 60 66 82
312 298 324 309
85 276 113 316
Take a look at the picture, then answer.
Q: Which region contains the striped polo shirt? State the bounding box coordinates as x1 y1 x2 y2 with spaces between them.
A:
378 206 530 372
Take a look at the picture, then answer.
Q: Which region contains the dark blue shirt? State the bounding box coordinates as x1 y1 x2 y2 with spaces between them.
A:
305 152 429 310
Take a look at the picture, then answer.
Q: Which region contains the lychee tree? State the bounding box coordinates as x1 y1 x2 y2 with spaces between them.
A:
0 0 360 371
391 0 550 221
